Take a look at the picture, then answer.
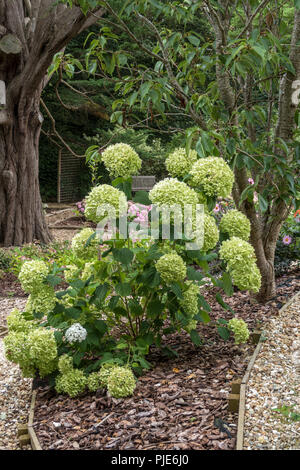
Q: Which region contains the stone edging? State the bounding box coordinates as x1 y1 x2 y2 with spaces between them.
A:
236 290 300 450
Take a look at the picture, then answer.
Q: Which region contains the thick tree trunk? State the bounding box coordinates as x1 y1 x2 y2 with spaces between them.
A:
0 86 51 245
0 1 104 246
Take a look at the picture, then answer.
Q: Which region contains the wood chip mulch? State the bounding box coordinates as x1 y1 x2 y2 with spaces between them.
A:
32 271 300 450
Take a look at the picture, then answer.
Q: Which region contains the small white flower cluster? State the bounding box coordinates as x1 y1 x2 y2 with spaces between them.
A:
65 323 87 344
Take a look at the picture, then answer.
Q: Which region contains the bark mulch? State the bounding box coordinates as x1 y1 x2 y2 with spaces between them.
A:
0 272 27 298
32 271 300 451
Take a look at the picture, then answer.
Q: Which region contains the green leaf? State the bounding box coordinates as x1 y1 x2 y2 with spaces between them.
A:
147 299 164 316
115 283 131 297
198 295 211 312
169 283 183 299
196 310 211 323
64 307 81 320
92 283 110 303
187 266 203 281
217 326 230 341
112 248 134 265
216 293 234 313
221 272 233 296
190 329 201 346
94 319 107 336
258 194 268 213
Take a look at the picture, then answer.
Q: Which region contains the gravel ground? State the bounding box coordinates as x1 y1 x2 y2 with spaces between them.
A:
0 297 32 450
243 291 300 450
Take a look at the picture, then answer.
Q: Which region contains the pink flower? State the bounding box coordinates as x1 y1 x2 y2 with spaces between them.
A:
213 204 220 213
282 235 292 245
248 178 254 185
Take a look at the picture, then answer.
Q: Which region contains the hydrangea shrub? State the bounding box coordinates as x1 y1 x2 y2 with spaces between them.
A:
3 142 262 399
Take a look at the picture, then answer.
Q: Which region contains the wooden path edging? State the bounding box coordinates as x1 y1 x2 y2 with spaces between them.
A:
236 290 300 450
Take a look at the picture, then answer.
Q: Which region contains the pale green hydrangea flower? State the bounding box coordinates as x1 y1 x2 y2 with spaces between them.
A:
81 262 96 281
156 251 186 283
6 309 36 333
99 362 119 388
219 237 256 270
189 157 234 198
58 354 74 374
87 372 103 392
149 178 198 209
71 228 99 259
220 210 251 241
55 368 87 397
183 319 198 334
228 318 250 344
230 264 261 293
64 265 80 283
101 143 142 178
107 366 136 398
19 260 49 293
180 281 199 317
219 237 261 292
25 286 56 316
165 148 197 178
84 184 127 223
28 329 58 377
4 328 58 378
4 332 34 377
202 214 219 251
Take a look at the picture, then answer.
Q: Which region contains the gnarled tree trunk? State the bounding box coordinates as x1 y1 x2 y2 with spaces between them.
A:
0 0 104 246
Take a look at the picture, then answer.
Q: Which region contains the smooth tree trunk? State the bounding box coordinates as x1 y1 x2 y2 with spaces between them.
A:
0 0 104 246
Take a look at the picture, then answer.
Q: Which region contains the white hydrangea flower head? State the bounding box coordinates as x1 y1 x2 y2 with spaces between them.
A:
149 178 198 209
220 210 251 241
84 184 128 223
101 143 142 178
189 157 234 198
71 228 98 259
65 323 87 344
165 147 197 178
19 260 49 293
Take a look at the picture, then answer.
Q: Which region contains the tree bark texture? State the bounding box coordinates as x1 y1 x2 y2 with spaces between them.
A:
0 0 104 246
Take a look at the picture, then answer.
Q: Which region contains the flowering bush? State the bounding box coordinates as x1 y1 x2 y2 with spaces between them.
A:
101 143 142 178
165 147 197 178
4 143 261 399
189 157 234 198
219 210 251 241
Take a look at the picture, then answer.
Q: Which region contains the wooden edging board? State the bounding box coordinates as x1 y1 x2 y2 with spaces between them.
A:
27 390 42 450
236 290 300 450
